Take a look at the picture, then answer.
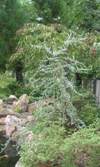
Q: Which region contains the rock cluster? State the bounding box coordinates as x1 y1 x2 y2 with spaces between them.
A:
0 94 36 137
0 94 35 164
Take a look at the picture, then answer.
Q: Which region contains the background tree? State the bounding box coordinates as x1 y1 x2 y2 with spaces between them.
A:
33 0 100 31
0 0 35 71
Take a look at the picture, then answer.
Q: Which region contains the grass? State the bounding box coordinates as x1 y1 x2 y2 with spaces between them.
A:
0 72 15 99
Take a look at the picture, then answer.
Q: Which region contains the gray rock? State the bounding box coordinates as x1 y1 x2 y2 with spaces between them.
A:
6 95 18 104
9 95 18 101
5 115 21 137
13 94 29 113
15 161 24 167
0 99 4 112
28 102 37 112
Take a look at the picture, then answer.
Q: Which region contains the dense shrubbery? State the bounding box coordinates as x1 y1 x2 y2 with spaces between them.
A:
73 90 100 126
7 81 32 97
62 127 100 167
20 120 100 167
33 0 100 31
79 103 99 125
20 124 65 167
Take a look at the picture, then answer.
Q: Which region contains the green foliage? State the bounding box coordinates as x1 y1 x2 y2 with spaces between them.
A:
33 0 65 23
10 23 67 70
0 0 32 71
14 106 22 113
29 51 85 128
12 23 100 128
18 27 99 165
0 2 100 167
20 124 100 167
20 124 65 167
62 128 100 167
0 72 33 98
33 0 100 31
67 0 99 30
73 89 99 126
7 81 32 97
0 72 14 98
10 23 100 82
10 23 97 81
20 0 37 22
79 103 99 126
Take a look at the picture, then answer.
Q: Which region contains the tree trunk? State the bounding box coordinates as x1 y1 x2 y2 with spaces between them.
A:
15 61 24 83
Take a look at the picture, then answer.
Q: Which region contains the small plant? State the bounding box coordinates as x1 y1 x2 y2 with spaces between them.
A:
14 106 22 113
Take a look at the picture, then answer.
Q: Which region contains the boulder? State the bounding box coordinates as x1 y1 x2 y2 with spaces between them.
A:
0 99 4 112
13 94 29 113
6 95 18 104
0 117 5 125
15 161 52 167
15 161 24 167
27 115 35 122
28 98 54 113
8 95 18 102
28 102 37 112
5 115 21 137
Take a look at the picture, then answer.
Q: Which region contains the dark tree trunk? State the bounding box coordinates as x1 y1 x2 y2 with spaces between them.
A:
15 61 24 83
76 73 82 87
